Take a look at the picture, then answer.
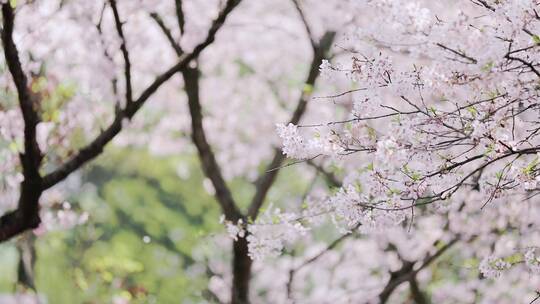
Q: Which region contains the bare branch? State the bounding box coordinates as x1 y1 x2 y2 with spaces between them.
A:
291 0 316 49
96 3 121 107
109 0 133 105
183 66 242 221
530 292 540 304
379 237 459 303
124 0 241 117
436 43 478 64
150 11 183 56
287 226 358 300
306 159 341 188
505 53 540 78
175 0 185 35
470 0 496 11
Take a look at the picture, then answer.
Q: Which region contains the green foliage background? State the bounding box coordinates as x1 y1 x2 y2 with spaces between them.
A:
0 147 312 303
1 149 220 303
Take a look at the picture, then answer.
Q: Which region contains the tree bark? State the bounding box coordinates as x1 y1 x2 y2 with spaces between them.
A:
0 0 241 243
408 276 428 304
231 236 252 304
0 3 44 242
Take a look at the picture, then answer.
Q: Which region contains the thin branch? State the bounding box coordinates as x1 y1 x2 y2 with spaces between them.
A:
150 11 183 56
183 66 242 222
175 0 185 35
379 237 459 303
306 159 341 188
312 87 368 100
247 31 336 219
505 54 540 78
287 224 359 301
265 154 320 173
470 0 496 11
96 3 121 107
530 291 540 304
109 0 133 105
435 43 478 64
125 0 241 118
41 113 124 190
291 0 316 49
41 0 242 189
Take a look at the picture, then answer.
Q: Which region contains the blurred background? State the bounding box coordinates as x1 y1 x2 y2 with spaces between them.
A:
1 149 218 303
0 147 312 303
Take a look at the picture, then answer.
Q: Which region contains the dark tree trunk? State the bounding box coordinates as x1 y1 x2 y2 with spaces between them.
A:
231 236 252 304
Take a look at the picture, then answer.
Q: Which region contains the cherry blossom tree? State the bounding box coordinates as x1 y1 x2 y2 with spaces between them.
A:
265 0 540 302
0 0 240 241
4 0 540 303
0 0 340 302
142 0 341 302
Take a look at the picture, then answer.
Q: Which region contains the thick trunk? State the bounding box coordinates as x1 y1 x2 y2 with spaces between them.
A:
231 236 252 304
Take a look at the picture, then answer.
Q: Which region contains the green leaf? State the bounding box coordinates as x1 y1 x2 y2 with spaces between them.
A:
8 141 20 152
354 181 363 193
402 164 410 174
388 188 401 195
522 156 539 176
503 253 524 265
484 143 494 156
303 83 314 94
466 106 478 117
234 59 255 77
533 35 540 45
367 126 377 140
31 76 47 93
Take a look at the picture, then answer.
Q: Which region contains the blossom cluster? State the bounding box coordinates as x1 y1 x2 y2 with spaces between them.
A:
269 0 540 301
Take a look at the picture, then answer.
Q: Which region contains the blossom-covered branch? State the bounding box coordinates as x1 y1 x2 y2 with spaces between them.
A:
0 0 242 243
248 31 335 219
271 1 540 301
41 0 242 190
